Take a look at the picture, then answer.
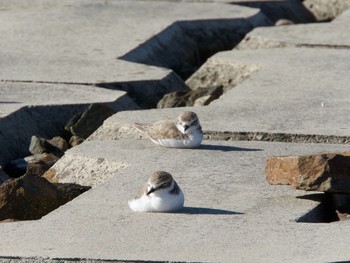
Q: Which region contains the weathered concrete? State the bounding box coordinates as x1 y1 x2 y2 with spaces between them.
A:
90 47 350 141
1 140 350 263
0 0 273 166
0 0 269 84
0 82 138 166
1 0 350 262
237 8 350 49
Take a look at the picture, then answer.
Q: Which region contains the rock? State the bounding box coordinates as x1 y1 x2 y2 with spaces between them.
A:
0 167 10 186
303 0 350 21
65 103 115 139
69 135 85 147
47 136 69 153
26 153 60 176
29 135 67 156
0 173 90 221
265 152 350 193
157 86 223 108
5 153 60 178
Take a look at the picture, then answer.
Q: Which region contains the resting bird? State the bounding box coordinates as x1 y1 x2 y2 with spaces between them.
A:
134 111 203 148
128 171 184 212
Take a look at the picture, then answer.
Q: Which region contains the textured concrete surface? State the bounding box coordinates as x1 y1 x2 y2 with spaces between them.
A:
1 0 350 263
0 83 138 166
91 47 350 140
0 0 264 83
238 8 350 49
2 140 350 263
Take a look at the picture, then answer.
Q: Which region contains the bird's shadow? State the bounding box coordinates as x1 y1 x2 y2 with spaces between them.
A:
198 144 263 152
178 206 244 215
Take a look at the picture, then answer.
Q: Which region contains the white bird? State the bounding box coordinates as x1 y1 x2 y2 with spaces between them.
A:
128 171 184 212
134 111 203 148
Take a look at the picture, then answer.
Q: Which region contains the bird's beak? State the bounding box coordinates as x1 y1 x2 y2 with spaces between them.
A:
184 125 189 131
147 187 156 195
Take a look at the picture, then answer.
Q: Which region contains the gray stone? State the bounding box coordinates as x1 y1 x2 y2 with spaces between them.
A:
65 104 115 140
29 135 67 156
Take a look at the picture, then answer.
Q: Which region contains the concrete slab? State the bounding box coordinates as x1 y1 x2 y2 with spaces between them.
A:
90 47 350 141
0 0 264 83
237 9 350 49
1 140 350 262
0 82 138 166
0 82 133 118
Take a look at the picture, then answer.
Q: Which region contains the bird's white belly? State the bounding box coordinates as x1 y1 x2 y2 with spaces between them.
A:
151 190 184 212
128 190 184 212
152 132 203 148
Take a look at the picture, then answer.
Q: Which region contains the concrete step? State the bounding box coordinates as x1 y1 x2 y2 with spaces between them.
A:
1 140 350 262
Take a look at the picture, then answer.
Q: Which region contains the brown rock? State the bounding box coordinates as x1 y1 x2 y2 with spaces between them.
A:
5 153 60 178
26 153 60 176
265 152 350 193
0 173 90 221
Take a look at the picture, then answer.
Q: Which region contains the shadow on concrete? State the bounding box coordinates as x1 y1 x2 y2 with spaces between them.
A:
231 1 317 24
179 206 244 215
198 144 263 152
296 193 338 223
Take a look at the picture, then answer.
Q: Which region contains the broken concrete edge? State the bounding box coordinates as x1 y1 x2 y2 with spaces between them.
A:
120 11 273 80
0 88 141 167
185 56 262 92
43 154 130 187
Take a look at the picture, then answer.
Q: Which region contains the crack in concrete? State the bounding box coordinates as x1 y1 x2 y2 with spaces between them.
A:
295 43 350 49
204 131 350 144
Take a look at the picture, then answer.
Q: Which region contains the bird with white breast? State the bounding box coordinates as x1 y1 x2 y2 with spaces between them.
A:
134 111 203 148
128 171 184 213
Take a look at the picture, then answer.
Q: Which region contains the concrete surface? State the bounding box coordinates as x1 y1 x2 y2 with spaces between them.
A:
0 82 138 166
1 0 350 263
2 140 350 263
0 0 266 83
0 0 272 163
237 9 350 49
91 47 350 140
